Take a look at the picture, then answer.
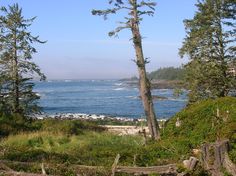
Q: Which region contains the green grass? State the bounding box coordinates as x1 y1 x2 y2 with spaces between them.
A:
162 97 236 161
164 97 236 142
0 97 236 175
0 131 143 175
0 131 143 165
128 97 236 167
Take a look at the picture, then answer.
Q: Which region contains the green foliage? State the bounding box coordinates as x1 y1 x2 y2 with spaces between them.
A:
163 97 236 154
0 114 35 137
0 3 46 116
148 67 185 81
0 97 235 175
0 117 106 137
135 97 236 167
173 88 184 98
34 119 106 135
229 133 236 164
0 131 143 166
180 0 236 103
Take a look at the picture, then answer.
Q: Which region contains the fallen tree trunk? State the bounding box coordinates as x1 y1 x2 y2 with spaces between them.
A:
0 170 49 176
0 160 102 170
0 163 13 172
0 160 104 176
116 164 177 175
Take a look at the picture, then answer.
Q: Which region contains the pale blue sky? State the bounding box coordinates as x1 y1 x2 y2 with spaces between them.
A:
1 0 196 79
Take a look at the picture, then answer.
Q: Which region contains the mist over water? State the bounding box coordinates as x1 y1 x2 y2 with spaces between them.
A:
35 80 187 119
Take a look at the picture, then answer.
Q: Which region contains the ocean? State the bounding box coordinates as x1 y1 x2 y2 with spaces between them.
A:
34 80 187 119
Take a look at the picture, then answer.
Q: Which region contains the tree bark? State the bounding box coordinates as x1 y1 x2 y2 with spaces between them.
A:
201 140 236 176
130 0 160 140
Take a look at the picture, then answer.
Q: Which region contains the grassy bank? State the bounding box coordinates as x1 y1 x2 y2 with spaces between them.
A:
0 97 236 175
163 96 236 162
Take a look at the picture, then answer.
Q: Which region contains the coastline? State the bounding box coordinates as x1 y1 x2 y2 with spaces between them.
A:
35 113 168 135
35 113 167 123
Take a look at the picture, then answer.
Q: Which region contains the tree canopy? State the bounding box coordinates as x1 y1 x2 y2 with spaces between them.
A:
0 3 46 116
148 67 185 81
179 0 236 103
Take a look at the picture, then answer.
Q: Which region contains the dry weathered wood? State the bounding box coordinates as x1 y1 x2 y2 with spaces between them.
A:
183 157 198 171
111 154 120 176
116 164 177 175
0 170 49 176
0 160 102 170
133 154 137 167
177 172 189 176
0 160 103 176
188 157 198 170
201 139 236 176
41 163 46 175
0 159 182 176
223 153 236 175
0 163 13 171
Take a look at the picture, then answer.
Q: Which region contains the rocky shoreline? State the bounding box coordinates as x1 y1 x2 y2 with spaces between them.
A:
36 113 167 123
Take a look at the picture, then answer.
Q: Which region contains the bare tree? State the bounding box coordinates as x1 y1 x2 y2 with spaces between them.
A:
92 0 160 140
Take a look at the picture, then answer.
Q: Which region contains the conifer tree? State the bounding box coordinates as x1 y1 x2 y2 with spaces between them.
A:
180 0 236 103
92 0 160 140
0 3 46 116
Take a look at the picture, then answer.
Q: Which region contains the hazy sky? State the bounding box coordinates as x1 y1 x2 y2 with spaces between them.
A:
1 0 196 79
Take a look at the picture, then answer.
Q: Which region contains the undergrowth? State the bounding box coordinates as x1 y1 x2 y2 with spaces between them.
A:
0 97 235 175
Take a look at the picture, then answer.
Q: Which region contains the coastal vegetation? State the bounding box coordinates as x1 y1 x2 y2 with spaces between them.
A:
0 97 235 175
123 67 186 89
0 0 235 175
179 0 236 103
0 4 46 116
148 67 185 81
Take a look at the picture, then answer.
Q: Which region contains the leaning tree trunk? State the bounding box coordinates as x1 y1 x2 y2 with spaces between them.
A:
130 0 160 140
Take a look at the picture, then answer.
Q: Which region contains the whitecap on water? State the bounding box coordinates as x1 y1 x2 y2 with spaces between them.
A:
114 83 123 86
168 98 188 102
113 87 126 91
126 96 138 99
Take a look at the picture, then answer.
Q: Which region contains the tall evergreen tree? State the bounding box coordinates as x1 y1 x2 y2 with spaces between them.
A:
0 3 46 116
180 0 236 103
92 0 160 140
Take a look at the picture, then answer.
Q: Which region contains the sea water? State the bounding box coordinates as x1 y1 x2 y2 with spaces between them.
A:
34 80 187 119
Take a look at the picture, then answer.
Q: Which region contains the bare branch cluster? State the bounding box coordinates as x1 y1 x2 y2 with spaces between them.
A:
92 0 156 37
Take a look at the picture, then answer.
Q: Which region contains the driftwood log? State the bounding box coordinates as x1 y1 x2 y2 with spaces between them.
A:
0 159 178 176
0 170 49 176
0 162 13 172
0 160 103 176
201 139 236 176
115 164 178 175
